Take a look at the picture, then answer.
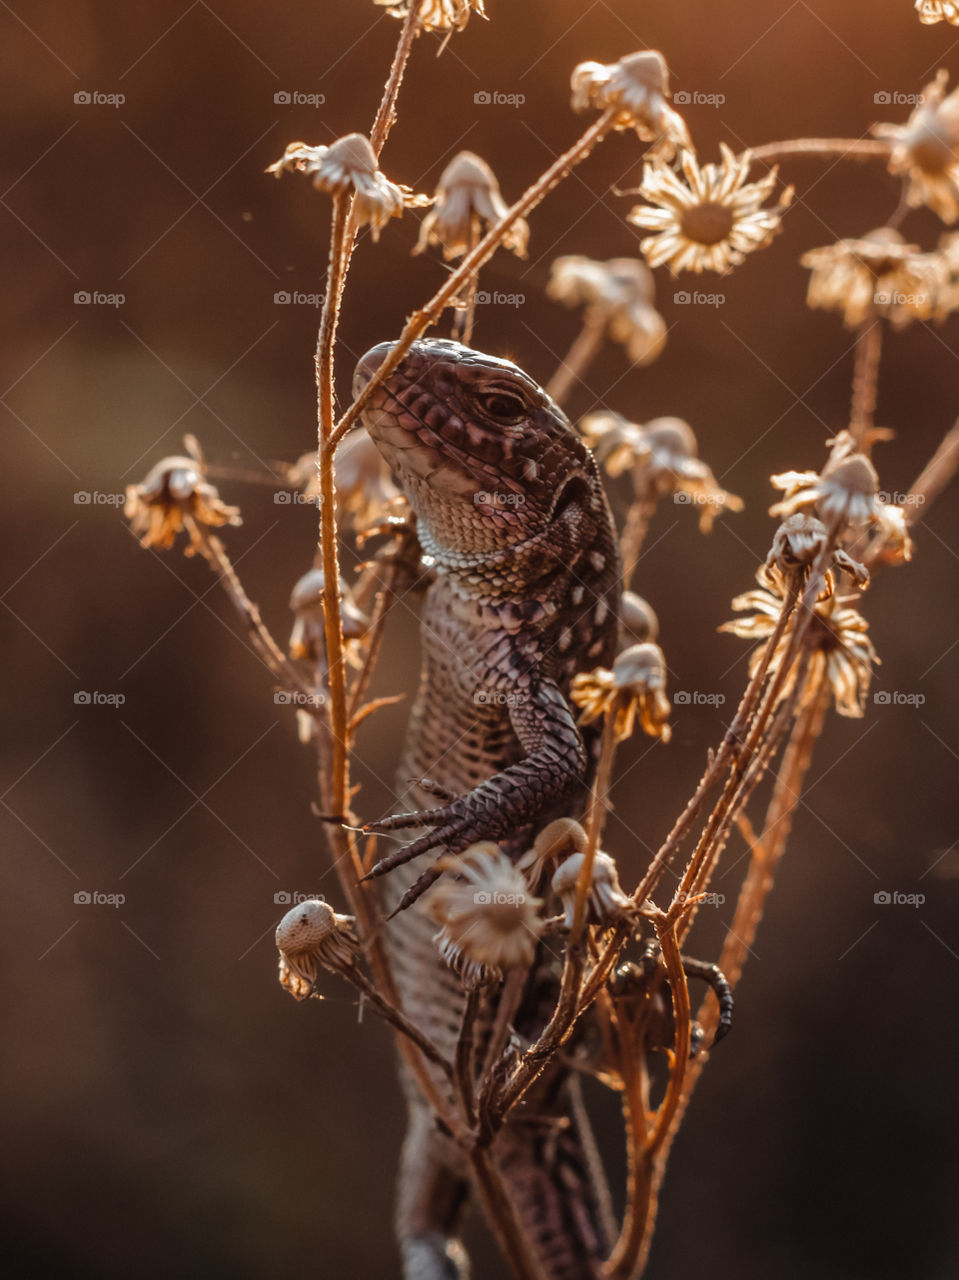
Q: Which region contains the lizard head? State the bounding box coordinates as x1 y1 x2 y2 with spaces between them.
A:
353 338 601 557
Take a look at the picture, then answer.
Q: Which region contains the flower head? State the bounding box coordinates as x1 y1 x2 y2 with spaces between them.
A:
287 430 401 530
374 0 486 32
517 817 588 884
916 0 959 22
800 228 942 328
874 70 959 220
551 850 631 929
125 435 241 555
288 569 369 663
275 898 359 1000
572 642 672 742
722 572 878 718
581 412 742 532
571 50 691 160
415 151 527 259
770 445 881 527
429 843 542 987
548 256 666 364
620 590 659 645
628 145 793 275
763 513 868 590
267 134 425 239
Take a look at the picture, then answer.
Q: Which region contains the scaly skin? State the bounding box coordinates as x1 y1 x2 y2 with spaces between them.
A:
354 338 621 1280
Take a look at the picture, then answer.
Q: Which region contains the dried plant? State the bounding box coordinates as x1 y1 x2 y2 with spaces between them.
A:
124 7 959 1278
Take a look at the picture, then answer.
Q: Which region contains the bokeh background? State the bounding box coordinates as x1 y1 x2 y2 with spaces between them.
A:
3 1 958 1276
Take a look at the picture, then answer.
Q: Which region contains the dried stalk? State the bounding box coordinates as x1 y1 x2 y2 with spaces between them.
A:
849 318 884 452
746 138 892 165
545 310 607 406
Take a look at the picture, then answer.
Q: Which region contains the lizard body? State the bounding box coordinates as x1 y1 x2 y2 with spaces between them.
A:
354 338 621 1279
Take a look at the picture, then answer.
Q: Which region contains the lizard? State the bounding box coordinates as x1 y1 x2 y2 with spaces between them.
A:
352 336 622 1280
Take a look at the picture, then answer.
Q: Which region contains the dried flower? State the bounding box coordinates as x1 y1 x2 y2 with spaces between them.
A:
571 643 672 743
415 151 527 259
800 228 943 329
628 145 793 275
916 0 959 21
722 573 879 718
874 70 959 220
770 447 881 527
286 430 400 530
620 590 660 645
867 502 914 567
551 850 631 929
275 898 359 1000
288 569 369 663
429 843 542 987
763 513 868 589
571 50 691 160
581 413 742 532
125 435 241 554
267 134 425 240
517 817 588 883
547 256 666 365
374 0 486 33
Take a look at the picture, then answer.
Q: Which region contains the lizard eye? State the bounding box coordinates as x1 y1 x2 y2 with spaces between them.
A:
476 391 527 423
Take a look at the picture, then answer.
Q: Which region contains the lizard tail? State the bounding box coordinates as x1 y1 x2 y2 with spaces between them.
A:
494 1078 614 1280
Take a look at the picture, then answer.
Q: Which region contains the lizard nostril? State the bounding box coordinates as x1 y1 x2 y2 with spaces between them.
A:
353 340 396 398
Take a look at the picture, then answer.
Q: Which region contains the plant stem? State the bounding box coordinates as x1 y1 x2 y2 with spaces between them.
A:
545 309 607 406
746 138 892 165
849 319 883 453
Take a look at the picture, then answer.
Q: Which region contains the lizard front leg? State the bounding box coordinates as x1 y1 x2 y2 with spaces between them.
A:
362 677 587 904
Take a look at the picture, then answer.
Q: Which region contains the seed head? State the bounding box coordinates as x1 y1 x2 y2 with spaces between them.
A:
275 899 359 1000
571 643 672 743
800 228 943 328
571 50 691 160
288 569 369 663
620 590 660 645
548 256 666 364
416 151 527 259
551 850 631 929
763 513 868 590
874 70 959 220
770 449 881 527
125 435 241 555
374 0 486 33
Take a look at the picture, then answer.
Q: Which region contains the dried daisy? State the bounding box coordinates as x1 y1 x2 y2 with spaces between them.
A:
275 898 359 1000
267 134 425 240
581 413 742 532
429 843 542 987
551 850 631 930
571 643 672 743
763 514 868 589
875 70 959 220
800 228 942 329
770 447 881 527
866 502 914 567
125 435 241 555
374 0 486 33
547 256 666 365
620 590 660 645
723 573 879 718
517 817 588 884
916 0 959 22
415 151 527 260
571 50 691 161
286 430 400 530
288 569 369 663
628 144 793 276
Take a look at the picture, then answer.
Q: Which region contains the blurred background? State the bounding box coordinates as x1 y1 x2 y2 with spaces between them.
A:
3 1 958 1276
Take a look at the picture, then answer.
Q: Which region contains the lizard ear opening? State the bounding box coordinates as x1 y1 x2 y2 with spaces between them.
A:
549 474 591 523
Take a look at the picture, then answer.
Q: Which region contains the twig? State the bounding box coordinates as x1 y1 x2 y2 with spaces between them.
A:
849 319 884 453
746 138 892 165
905 416 959 523
545 310 607 406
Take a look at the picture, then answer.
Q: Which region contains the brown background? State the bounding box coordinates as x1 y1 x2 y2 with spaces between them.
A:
2 1 958 1277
